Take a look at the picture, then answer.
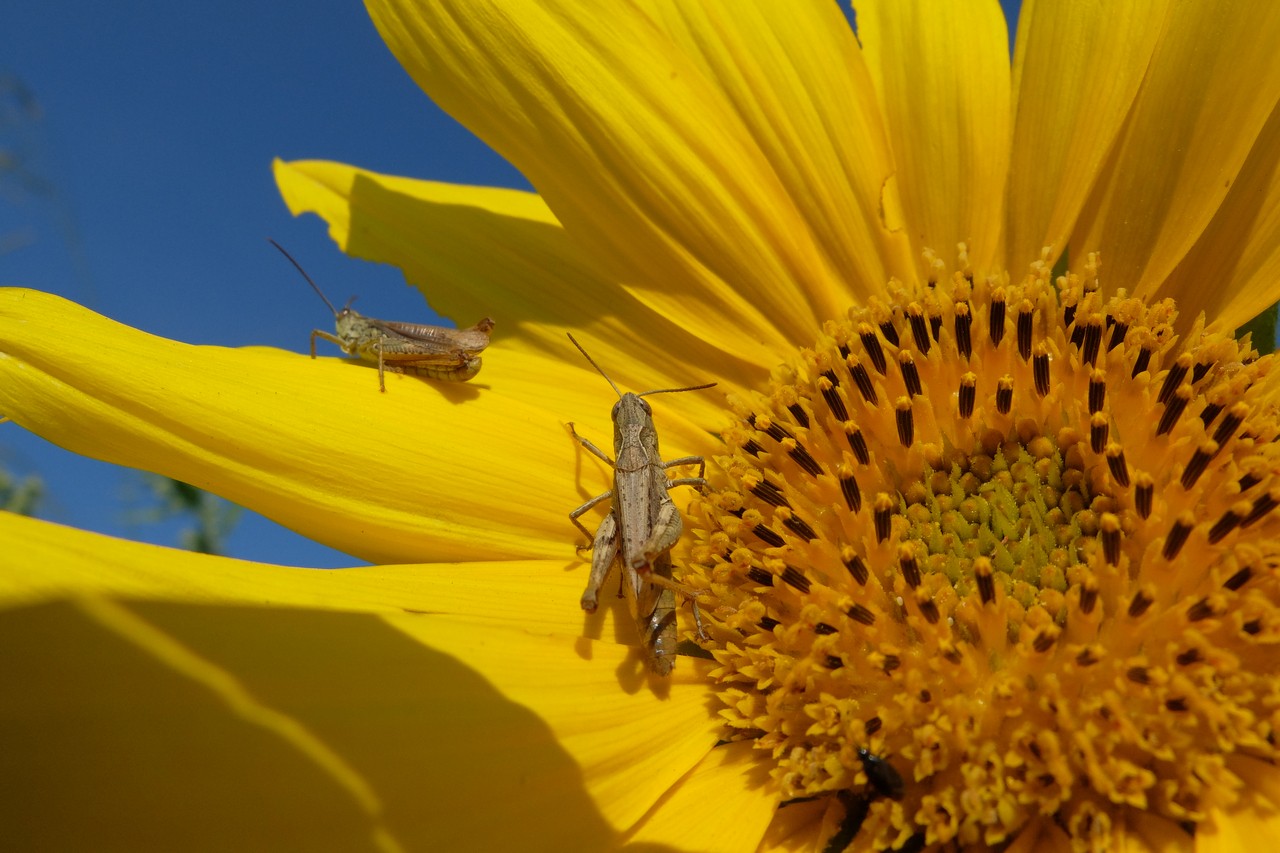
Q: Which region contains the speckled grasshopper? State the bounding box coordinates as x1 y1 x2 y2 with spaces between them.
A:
566 333 714 675
270 240 494 390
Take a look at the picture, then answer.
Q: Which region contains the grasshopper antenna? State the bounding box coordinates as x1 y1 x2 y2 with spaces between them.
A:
568 332 626 400
269 238 338 318
567 332 715 397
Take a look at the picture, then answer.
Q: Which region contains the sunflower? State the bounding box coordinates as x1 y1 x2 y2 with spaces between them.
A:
4 1 1280 850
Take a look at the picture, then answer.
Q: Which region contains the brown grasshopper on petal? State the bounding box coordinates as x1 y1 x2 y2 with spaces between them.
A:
270 240 494 390
566 333 714 675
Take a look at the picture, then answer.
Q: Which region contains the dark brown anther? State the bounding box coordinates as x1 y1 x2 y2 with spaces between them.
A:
825 655 844 670
1064 303 1078 329
844 551 869 585
752 525 785 548
929 310 942 343
1088 369 1106 414
975 558 995 604
1162 513 1194 560
1176 648 1203 665
860 324 888 375
1070 321 1085 349
917 592 940 624
758 616 780 631
847 603 876 625
846 424 870 464
1127 588 1154 618
996 375 1013 415
742 438 765 457
879 319 900 347
1239 471 1261 491
1181 440 1217 490
1165 698 1189 712
1158 353 1192 404
1243 488 1280 528
749 479 791 509
1131 347 1152 378
907 304 931 354
750 414 793 442
864 716 883 735
873 494 894 543
1033 346 1050 397
840 470 862 512
1105 442 1130 488
787 403 809 429
1212 403 1247 447
1192 361 1211 383
1224 566 1252 591
955 302 972 359
851 360 878 405
1134 473 1153 519
1017 300 1034 360
821 370 848 421
783 514 818 541
1199 401 1222 428
1156 385 1191 437
1076 646 1101 666
895 397 914 447
781 565 811 593
1108 321 1128 351
747 567 775 586
814 622 838 635
899 545 920 588
1126 667 1150 685
788 442 824 476
1187 598 1216 622
882 655 901 673
1100 513 1121 565
1208 502 1248 545
1032 629 1058 653
958 372 976 419
941 644 963 664
1090 413 1110 454
899 351 922 397
1078 579 1098 615
1081 318 1103 366
989 289 1006 346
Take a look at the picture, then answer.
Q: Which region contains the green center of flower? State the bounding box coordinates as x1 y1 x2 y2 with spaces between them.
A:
679 255 1280 851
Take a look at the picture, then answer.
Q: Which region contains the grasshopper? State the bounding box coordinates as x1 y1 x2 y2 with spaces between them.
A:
269 239 494 390
566 333 715 675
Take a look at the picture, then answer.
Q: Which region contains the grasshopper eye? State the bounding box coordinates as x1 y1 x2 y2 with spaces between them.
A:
639 398 652 416
610 400 623 421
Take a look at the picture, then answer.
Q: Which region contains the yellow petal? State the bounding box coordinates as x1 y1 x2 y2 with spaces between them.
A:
1160 103 1280 331
2 597 720 849
0 289 713 564
380 614 724 834
274 157 768 407
366 0 846 363
627 739 777 851
755 797 828 853
1071 2 1280 300
632 0 915 291
0 512 621 639
858 0 1012 276
1006 0 1171 270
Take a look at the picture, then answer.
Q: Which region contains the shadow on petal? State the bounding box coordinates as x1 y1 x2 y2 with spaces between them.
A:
0 600 684 851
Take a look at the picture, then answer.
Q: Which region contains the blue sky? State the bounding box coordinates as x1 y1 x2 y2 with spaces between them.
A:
2 1 1020 567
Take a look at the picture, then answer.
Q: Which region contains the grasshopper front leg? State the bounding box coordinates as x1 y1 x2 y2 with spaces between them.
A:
569 489 614 547
579 511 619 612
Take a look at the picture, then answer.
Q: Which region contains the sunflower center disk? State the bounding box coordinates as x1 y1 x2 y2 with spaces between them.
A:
681 255 1280 848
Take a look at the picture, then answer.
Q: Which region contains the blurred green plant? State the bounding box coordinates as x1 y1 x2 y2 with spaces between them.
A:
131 476 243 555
